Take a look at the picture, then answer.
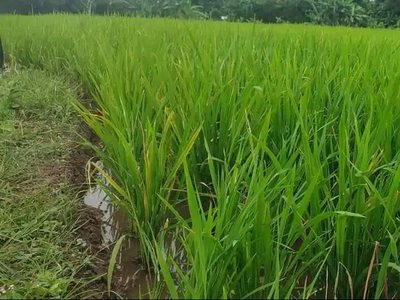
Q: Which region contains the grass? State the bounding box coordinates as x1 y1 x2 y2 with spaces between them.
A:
0 69 97 299
1 15 400 298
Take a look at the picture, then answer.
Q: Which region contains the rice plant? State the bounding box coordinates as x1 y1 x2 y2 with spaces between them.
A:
2 15 400 298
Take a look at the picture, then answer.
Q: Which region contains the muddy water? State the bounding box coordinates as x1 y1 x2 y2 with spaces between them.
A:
84 186 118 244
84 184 152 298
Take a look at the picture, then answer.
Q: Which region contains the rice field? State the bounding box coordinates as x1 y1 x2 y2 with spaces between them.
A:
2 15 400 298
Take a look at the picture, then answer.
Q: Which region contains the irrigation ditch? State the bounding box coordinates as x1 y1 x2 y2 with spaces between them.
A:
70 87 155 298
82 162 152 298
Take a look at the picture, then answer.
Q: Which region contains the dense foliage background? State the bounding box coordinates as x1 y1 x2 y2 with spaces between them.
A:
0 1 399 28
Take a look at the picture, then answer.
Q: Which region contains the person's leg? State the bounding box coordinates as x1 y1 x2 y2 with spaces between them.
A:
0 37 4 69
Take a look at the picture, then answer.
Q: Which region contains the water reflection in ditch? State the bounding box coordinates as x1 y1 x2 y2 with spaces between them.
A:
83 177 150 298
83 185 118 244
82 164 185 298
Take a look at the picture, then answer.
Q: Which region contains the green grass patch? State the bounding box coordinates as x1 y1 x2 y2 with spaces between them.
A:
0 69 97 299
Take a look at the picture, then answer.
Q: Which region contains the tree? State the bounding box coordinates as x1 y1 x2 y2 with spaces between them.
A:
253 0 310 23
0 0 83 14
370 0 400 27
307 0 367 26
0 0 398 28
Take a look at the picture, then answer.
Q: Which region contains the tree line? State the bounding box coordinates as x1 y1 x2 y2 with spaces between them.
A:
0 0 399 28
